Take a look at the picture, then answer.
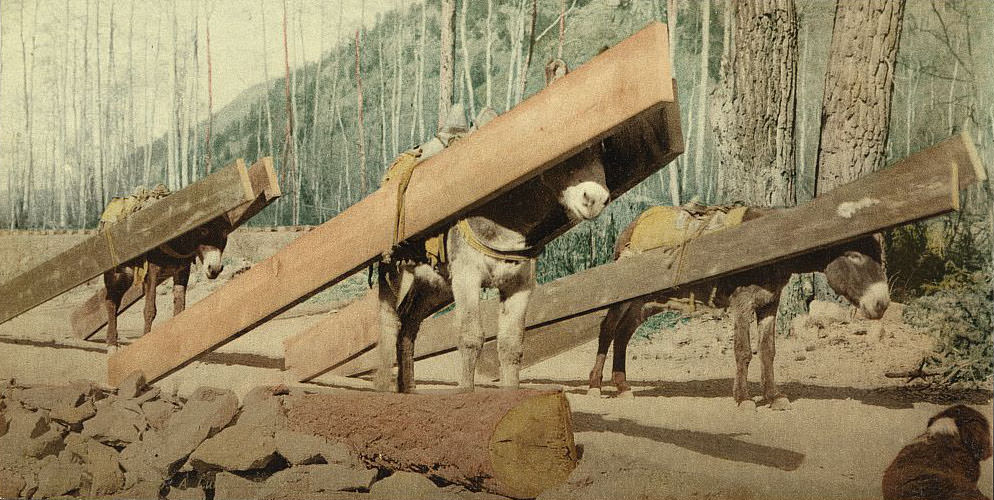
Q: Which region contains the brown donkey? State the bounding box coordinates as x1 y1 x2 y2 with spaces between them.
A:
103 216 230 353
588 206 890 409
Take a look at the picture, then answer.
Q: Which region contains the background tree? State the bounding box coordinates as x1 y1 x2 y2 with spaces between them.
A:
438 0 456 129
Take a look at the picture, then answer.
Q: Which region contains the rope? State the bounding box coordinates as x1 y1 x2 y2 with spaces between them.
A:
102 230 122 267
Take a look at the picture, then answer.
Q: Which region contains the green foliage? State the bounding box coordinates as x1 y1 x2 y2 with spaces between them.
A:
903 266 993 387
633 311 689 342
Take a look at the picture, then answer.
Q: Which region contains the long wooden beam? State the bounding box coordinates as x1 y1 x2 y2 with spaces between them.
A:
0 160 256 326
283 81 684 382
69 158 281 340
314 132 980 380
107 22 677 386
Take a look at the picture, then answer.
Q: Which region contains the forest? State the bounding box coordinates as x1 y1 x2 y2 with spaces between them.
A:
1 0 991 384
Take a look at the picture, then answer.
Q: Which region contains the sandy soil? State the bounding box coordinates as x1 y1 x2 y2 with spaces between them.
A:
1 231 991 499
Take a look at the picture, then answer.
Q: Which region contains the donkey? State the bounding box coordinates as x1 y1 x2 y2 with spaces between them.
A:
588 206 890 409
376 110 611 393
103 216 230 353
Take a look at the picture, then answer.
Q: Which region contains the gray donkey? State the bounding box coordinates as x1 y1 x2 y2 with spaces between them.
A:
377 102 610 393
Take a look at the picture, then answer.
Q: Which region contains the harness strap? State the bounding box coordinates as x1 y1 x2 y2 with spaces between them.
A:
157 242 197 260
455 219 539 263
102 230 122 267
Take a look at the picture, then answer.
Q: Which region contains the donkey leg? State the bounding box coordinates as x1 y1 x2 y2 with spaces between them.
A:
610 300 643 398
173 265 190 316
729 288 755 408
142 265 160 335
452 270 485 391
757 300 790 410
496 285 533 389
589 303 627 396
375 273 402 392
396 323 418 394
103 269 132 353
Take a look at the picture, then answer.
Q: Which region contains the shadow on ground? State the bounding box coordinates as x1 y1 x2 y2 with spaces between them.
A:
521 378 992 409
571 411 805 471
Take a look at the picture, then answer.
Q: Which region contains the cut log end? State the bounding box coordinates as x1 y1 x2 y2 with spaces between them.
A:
286 389 577 499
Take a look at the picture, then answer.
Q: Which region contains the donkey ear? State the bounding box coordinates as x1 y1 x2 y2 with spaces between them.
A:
959 414 994 462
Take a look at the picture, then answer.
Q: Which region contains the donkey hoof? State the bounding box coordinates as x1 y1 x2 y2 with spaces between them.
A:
616 389 635 399
770 397 792 411
737 400 757 412
586 388 602 398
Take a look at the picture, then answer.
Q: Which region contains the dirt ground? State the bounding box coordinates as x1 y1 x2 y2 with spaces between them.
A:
1 231 991 499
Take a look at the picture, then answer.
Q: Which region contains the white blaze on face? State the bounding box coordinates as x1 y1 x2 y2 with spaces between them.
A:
201 249 223 279
928 417 959 437
561 181 610 221
858 281 890 319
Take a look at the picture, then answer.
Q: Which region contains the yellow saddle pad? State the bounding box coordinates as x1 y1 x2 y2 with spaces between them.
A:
627 204 748 254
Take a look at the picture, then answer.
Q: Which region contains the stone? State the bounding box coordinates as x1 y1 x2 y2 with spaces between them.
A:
807 300 851 328
0 469 26 498
110 480 163 500
443 484 508 500
268 464 378 495
50 399 97 427
142 399 180 431
70 436 126 496
237 393 288 430
82 398 149 446
188 424 278 472
0 409 66 460
118 371 147 399
369 471 440 499
119 441 168 489
34 458 89 498
273 429 359 467
167 486 207 500
213 472 268 500
770 397 793 411
146 387 238 473
12 385 87 412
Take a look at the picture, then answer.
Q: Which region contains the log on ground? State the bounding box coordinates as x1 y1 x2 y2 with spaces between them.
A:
285 389 577 499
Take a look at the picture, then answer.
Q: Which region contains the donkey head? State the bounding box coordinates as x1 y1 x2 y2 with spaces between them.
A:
823 236 889 319
194 217 231 279
542 147 610 223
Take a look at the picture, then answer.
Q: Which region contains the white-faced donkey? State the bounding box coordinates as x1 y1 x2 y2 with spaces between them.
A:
588 204 890 409
376 105 610 393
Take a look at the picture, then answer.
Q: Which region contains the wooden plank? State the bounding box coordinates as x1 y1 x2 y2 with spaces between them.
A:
0 160 255 326
286 94 683 382
107 22 677 386
325 133 973 378
69 158 281 340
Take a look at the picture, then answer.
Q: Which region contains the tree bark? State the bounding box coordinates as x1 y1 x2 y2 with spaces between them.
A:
814 0 905 194
439 0 457 130
516 0 538 104
355 29 367 195
712 0 798 207
460 0 477 119
665 0 680 205
286 389 577 499
692 0 711 196
282 0 297 219
205 14 214 174
485 0 494 108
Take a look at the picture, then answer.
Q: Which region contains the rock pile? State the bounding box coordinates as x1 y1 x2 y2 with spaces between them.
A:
0 379 509 500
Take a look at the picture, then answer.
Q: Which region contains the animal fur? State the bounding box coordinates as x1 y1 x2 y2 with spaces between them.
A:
589 206 890 407
883 405 993 500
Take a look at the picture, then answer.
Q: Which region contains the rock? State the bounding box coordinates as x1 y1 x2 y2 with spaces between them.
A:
736 400 757 412
188 424 278 472
804 344 816 352
141 399 179 431
443 484 509 500
794 355 806 361
119 441 167 489
369 471 440 499
147 387 238 473
770 397 793 411
110 480 163 499
12 385 87 412
213 472 267 500
68 436 126 496
273 429 359 467
82 397 149 446
167 486 207 500
268 464 378 495
0 469 26 498
34 458 89 498
118 371 147 399
50 399 97 427
807 300 851 327
238 393 288 430
0 409 66 460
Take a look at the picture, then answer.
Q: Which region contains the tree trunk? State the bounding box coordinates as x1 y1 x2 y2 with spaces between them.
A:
378 38 389 170
692 0 711 197
282 0 297 220
665 0 680 205
439 0 457 130
259 0 277 224
411 2 428 143
355 29 367 195
712 0 798 207
286 389 577 499
391 1 403 157
206 15 214 174
814 0 905 194
504 0 525 112
460 0 477 119
516 0 538 104
485 0 493 108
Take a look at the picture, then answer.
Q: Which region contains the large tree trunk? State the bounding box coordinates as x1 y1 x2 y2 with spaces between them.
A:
460 0 477 119
692 0 711 196
712 0 798 207
438 0 456 129
665 0 681 205
286 389 577 499
814 0 905 194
